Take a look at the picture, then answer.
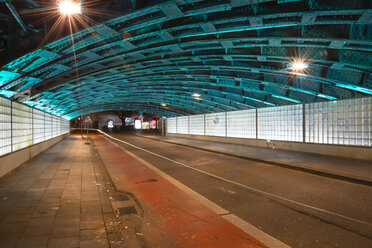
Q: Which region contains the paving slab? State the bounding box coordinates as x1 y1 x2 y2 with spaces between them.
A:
0 135 133 248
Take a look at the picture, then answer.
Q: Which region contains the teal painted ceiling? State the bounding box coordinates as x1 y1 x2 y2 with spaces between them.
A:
0 0 371 119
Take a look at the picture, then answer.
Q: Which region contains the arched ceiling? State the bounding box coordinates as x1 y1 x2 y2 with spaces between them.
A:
0 0 371 119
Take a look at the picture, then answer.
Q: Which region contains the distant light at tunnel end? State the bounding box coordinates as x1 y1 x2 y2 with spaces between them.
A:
59 0 81 15
289 60 308 71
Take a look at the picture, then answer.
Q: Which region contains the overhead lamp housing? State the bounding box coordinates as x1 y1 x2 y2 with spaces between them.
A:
59 0 81 15
289 60 308 71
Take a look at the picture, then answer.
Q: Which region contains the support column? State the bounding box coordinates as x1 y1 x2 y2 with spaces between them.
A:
31 108 34 145
255 109 258 140
188 116 190 135
10 101 13 152
203 114 206 136
303 103 306 143
225 112 227 137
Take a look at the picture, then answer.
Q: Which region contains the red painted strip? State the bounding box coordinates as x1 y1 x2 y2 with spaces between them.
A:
94 136 267 248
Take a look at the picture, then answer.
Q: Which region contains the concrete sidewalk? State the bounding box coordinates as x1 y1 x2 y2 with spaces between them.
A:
0 135 138 248
144 135 372 186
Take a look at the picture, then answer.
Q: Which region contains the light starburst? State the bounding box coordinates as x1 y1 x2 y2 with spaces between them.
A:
59 1 81 15
289 60 308 71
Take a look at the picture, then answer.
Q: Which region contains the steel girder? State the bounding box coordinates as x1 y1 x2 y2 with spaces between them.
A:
66 103 186 119
0 0 371 118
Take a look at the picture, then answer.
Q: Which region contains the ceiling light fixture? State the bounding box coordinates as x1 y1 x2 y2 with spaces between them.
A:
161 103 167 107
192 93 200 97
289 60 308 71
59 0 81 15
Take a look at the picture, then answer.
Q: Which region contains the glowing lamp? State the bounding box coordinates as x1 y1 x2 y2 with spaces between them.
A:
290 60 308 71
59 1 81 15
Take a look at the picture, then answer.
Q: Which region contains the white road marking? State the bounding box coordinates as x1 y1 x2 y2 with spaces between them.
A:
100 133 290 248
97 130 372 228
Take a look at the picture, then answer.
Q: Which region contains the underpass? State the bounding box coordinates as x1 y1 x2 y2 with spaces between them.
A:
96 132 372 248
0 0 371 247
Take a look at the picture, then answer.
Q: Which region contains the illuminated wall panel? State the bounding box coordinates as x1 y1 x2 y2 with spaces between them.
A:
44 113 53 140
189 114 204 135
166 118 177 133
176 116 189 134
57 118 61 136
205 112 226 137
0 98 11 156
62 119 70 134
258 105 303 142
166 97 371 147
57 118 59 136
52 116 56 138
58 117 63 135
227 109 256 138
305 97 372 146
33 109 45 144
59 119 63 136
52 116 60 138
0 96 69 157
12 102 32 151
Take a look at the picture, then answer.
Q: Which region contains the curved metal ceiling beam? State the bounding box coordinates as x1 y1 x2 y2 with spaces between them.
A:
22 47 370 106
40 68 354 103
49 93 236 116
42 82 285 115
29 61 360 110
13 39 371 97
48 82 276 110
65 103 186 120
0 0 370 118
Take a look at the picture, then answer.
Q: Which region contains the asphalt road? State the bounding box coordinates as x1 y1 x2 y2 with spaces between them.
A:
106 133 372 248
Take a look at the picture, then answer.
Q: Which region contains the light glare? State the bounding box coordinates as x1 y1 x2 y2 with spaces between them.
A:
59 1 81 15
193 93 200 97
290 60 308 71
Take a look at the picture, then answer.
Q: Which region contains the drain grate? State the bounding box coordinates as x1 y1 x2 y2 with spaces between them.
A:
117 206 137 216
116 195 130 201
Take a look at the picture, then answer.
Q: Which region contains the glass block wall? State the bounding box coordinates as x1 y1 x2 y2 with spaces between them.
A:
305 98 372 146
189 114 204 135
45 113 53 140
32 109 45 144
258 104 303 142
205 112 226 137
166 117 177 133
0 96 70 157
62 118 70 134
12 102 32 151
0 98 11 156
52 116 60 138
176 116 189 134
227 109 256 138
166 97 372 147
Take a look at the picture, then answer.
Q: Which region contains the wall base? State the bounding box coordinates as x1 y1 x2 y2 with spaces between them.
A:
0 134 68 178
167 133 372 161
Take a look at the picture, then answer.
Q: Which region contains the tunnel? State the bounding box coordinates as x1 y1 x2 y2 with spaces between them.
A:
0 0 371 247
